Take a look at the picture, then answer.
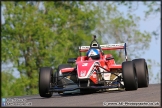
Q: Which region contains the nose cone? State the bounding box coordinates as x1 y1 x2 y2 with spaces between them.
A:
77 61 95 79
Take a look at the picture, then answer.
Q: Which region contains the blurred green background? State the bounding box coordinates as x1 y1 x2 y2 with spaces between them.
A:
1 1 160 97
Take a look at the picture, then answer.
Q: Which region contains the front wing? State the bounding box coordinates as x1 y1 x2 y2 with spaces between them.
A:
49 82 124 92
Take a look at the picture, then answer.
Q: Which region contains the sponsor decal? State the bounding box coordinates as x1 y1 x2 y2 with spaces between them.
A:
80 70 86 77
80 46 90 49
100 43 125 48
104 74 110 77
92 74 96 78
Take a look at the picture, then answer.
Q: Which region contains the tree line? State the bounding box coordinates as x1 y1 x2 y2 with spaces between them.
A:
1 1 160 97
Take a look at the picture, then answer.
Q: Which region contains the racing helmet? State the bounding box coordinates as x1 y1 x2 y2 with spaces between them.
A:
86 48 100 60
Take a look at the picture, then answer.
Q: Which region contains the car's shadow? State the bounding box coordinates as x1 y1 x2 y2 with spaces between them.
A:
27 89 126 100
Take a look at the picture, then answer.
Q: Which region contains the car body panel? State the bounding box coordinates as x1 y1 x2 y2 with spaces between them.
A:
51 36 127 93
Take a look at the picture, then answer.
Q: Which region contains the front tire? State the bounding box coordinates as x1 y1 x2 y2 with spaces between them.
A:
132 59 149 88
122 61 138 91
39 67 53 98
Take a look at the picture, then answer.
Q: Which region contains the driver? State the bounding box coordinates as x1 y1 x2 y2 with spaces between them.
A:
86 48 100 60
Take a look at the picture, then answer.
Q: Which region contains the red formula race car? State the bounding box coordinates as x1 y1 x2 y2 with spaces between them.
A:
39 36 149 98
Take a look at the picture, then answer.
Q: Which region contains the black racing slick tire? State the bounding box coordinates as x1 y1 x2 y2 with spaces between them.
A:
132 59 149 88
122 61 138 91
39 67 53 98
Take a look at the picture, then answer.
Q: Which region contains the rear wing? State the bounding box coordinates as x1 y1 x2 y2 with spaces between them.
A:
79 43 126 51
79 43 128 61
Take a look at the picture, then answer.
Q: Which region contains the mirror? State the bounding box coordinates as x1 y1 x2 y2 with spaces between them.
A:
67 58 77 63
106 57 114 60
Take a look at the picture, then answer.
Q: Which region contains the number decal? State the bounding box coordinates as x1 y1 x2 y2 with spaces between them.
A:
82 63 88 66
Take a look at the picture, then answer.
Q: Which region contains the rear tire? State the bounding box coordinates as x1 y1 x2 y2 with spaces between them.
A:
132 59 149 88
122 61 138 91
39 67 53 98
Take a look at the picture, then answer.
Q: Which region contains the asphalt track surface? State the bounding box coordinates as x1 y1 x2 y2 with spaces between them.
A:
4 84 161 107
